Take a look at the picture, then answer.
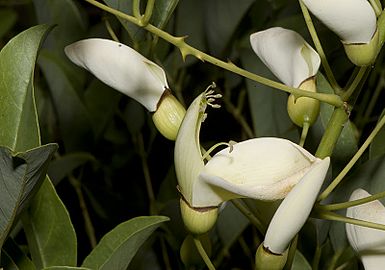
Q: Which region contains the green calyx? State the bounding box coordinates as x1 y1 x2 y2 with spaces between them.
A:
152 90 186 140
287 78 320 127
343 29 379 67
255 243 288 270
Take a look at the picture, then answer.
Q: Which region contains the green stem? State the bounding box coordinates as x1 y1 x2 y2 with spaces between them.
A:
104 18 119 42
317 189 385 211
369 0 382 16
132 0 141 18
142 0 155 25
318 112 385 201
83 0 344 108
232 199 265 234
341 67 368 101
314 210 385 231
299 0 341 92
193 236 216 270
312 244 321 270
299 121 310 147
315 107 349 159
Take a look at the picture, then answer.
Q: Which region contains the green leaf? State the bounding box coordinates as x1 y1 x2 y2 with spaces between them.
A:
1 238 36 270
151 0 179 29
48 152 96 185
38 50 93 152
241 48 299 141
369 109 385 159
21 178 78 269
0 24 52 152
32 0 87 55
290 250 312 270
0 144 57 250
316 74 357 164
82 216 169 270
0 9 18 39
205 0 254 55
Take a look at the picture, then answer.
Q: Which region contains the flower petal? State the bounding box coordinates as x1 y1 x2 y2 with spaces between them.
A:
263 157 330 254
302 0 376 44
346 189 385 269
250 27 320 88
65 38 168 112
198 138 323 207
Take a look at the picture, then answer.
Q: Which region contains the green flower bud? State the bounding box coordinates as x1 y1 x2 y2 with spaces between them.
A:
255 243 288 270
287 78 320 127
180 198 218 235
180 234 212 267
343 29 379 66
152 91 186 140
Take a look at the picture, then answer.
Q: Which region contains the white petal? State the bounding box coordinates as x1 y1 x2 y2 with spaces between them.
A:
65 38 168 112
250 27 320 87
197 138 323 207
264 157 330 254
346 189 385 269
302 0 376 44
174 92 207 206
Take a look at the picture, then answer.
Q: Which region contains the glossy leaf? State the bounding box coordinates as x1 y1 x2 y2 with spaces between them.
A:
291 250 312 270
151 0 179 29
22 178 78 269
0 24 52 152
82 216 169 270
0 144 57 250
1 238 36 270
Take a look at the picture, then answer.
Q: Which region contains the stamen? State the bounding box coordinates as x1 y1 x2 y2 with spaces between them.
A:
201 141 236 161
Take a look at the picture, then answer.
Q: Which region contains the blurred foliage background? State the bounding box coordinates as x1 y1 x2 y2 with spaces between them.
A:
1 0 385 269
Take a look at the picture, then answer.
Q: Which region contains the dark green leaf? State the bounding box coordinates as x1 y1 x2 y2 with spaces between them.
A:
48 152 96 185
1 238 36 270
290 250 312 270
241 48 299 141
151 0 179 29
369 109 385 159
32 0 87 55
21 177 78 269
38 50 93 152
0 144 57 250
43 267 91 270
82 216 169 270
0 24 52 152
205 0 254 55
0 9 18 39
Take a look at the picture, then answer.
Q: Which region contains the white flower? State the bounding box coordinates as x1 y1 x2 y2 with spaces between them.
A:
249 27 320 88
175 88 327 209
65 38 186 140
65 38 168 112
301 0 377 44
346 188 385 269
263 157 330 254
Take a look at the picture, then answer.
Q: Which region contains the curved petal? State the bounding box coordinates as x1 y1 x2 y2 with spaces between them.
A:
198 138 323 207
264 157 330 254
250 27 320 87
174 91 209 207
302 0 376 44
346 189 385 269
65 38 168 112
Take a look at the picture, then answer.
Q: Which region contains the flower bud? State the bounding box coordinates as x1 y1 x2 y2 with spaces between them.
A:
180 198 218 235
152 91 186 140
343 29 379 66
287 77 320 127
255 243 288 270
